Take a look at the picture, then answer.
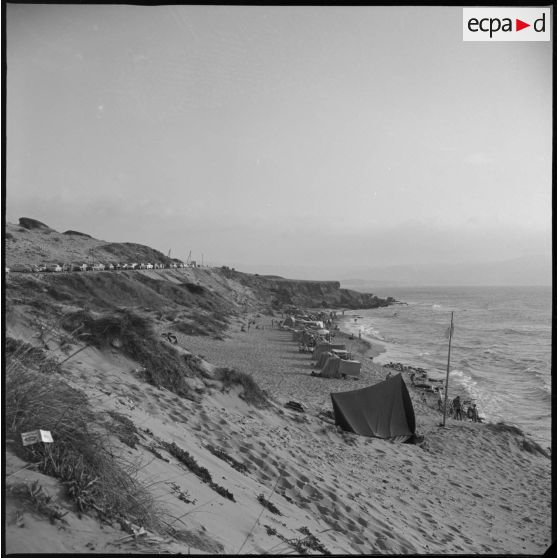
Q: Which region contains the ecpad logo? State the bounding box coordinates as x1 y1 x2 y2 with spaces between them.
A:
463 8 550 41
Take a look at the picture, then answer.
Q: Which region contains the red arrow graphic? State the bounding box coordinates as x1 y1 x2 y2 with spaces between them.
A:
516 19 530 31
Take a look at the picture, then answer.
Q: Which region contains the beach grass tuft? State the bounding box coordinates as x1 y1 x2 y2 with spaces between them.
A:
214 367 269 407
162 441 235 501
5 347 162 531
257 493 282 516
61 309 200 397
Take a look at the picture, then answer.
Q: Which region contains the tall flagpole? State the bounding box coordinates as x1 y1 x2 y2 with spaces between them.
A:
442 311 454 427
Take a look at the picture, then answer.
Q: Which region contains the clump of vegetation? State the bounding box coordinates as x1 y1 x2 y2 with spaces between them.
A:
10 480 69 525
166 481 197 505
257 493 282 516
107 411 141 449
146 444 169 462
5 351 160 530
206 444 248 474
162 441 235 502
263 524 330 555
61 309 200 398
214 367 269 408
297 526 331 554
5 337 60 374
182 282 205 295
172 313 226 339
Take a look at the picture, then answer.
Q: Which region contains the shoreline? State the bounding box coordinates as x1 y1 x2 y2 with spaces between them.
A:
335 313 387 361
174 318 551 554
335 307 551 449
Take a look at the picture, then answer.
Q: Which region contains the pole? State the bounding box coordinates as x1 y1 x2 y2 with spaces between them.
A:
442 311 454 427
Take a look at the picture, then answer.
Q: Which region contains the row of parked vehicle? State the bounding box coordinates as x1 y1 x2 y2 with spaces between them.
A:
6 261 190 273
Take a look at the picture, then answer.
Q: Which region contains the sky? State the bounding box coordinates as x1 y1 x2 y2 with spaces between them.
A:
5 5 553 281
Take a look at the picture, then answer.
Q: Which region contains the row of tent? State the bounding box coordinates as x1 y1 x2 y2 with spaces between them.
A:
284 318 417 440
313 343 362 379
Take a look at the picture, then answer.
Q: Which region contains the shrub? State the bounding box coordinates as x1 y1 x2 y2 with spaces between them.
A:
215 367 269 408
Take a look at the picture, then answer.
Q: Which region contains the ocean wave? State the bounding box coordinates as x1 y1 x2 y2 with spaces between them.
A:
361 286 551 445
362 326 384 341
502 327 548 337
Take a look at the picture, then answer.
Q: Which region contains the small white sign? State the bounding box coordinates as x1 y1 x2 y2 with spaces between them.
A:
21 429 54 446
463 8 550 42
39 430 54 443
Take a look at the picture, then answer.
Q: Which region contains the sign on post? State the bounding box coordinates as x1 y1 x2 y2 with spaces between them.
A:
21 430 54 446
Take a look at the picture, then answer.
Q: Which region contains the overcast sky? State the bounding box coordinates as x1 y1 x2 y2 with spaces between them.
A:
6 5 552 278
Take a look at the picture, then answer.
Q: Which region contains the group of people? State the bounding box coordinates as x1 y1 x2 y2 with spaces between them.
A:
436 392 480 422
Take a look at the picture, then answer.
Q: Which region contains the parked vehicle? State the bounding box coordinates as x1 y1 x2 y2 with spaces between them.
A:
10 264 33 273
45 264 63 272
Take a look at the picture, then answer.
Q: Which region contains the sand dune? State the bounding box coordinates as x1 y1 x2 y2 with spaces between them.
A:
5 315 552 554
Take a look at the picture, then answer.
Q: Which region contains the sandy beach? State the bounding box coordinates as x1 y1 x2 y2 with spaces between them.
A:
5 304 552 554
164 316 552 554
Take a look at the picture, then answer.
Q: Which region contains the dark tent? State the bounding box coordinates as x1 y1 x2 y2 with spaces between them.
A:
330 373 415 439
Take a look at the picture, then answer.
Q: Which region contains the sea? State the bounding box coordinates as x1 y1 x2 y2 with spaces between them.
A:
341 286 553 448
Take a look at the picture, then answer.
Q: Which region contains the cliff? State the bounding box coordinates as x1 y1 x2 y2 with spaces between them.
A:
5 220 394 313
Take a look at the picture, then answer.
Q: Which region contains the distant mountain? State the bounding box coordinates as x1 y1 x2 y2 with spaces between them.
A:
240 255 551 287
339 255 552 289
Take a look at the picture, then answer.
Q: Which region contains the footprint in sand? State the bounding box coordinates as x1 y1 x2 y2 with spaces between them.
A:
301 483 321 500
315 503 331 517
357 516 369 528
277 477 294 490
324 489 339 502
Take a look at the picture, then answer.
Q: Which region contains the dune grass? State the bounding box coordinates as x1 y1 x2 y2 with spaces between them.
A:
5 345 162 530
61 309 200 397
214 367 269 408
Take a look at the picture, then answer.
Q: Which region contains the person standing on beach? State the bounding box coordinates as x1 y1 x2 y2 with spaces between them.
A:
468 403 479 422
453 396 462 420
